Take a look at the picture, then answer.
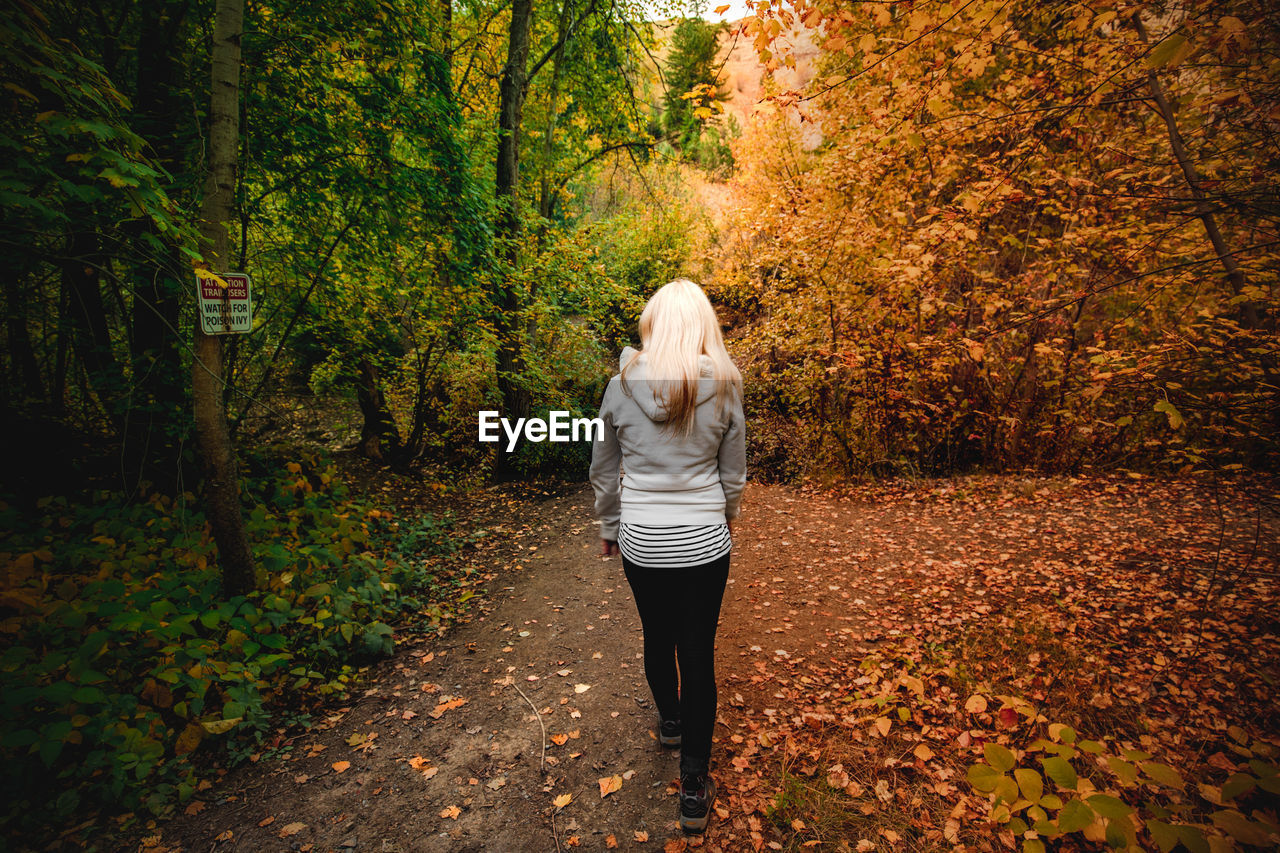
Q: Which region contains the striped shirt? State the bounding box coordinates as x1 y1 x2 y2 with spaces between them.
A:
617 523 732 568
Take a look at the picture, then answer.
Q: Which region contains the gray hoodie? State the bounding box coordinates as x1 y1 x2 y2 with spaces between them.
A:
589 346 746 540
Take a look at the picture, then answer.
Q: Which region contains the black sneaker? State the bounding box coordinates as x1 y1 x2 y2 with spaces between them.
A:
659 718 681 749
678 772 716 834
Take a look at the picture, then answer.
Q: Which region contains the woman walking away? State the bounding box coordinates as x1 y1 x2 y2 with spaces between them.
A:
589 278 746 834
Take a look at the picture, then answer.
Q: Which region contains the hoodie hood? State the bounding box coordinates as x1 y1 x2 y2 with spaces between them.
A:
618 345 717 422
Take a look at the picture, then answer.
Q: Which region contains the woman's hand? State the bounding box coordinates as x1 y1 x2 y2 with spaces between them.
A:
601 539 619 557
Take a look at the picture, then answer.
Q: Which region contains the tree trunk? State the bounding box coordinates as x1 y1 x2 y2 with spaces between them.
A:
52 280 70 415
1134 16 1257 328
356 358 401 461
536 0 573 231
4 270 44 403
493 0 535 464
63 226 124 428
126 0 189 490
193 0 255 597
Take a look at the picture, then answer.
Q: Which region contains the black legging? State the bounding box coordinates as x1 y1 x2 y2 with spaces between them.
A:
622 551 731 775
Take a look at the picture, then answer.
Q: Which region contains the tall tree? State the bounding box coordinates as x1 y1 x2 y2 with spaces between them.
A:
193 0 255 596
662 16 727 150
493 0 536 442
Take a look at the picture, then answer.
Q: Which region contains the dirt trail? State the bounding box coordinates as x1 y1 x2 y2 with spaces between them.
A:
161 476 1277 852
165 485 741 853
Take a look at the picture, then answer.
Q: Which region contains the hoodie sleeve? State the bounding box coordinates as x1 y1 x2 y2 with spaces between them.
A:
718 391 747 521
589 381 623 540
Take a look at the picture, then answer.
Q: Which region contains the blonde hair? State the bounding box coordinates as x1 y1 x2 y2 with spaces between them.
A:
621 278 742 433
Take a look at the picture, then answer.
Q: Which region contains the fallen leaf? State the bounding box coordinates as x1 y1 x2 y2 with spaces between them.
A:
553 792 573 809
486 776 507 790
965 694 988 714
279 822 305 837
214 830 233 842
599 775 623 798
606 834 619 848
257 815 274 827
913 744 935 761
551 734 569 745
429 697 467 719
574 683 592 694
332 760 351 773
634 830 649 842
826 763 850 789
440 805 461 820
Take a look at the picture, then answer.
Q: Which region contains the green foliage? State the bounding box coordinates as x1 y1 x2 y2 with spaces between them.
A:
967 720 1280 851
0 4 196 247
0 455 460 835
662 16 730 156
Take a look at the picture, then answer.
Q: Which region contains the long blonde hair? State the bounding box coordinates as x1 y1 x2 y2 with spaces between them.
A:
621 279 742 433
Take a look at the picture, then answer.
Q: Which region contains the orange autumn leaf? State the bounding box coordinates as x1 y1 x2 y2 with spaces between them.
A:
331 760 350 773
634 830 650 842
429 697 467 719
551 733 569 745
598 775 623 798
553 792 573 809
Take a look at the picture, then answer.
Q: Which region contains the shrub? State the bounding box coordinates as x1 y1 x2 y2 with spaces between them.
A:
0 453 459 837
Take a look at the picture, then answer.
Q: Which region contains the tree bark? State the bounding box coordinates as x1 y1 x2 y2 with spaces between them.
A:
356 358 401 461
193 0 255 597
493 0 535 459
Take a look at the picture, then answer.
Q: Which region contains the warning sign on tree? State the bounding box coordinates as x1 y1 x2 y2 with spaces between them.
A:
196 272 253 335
